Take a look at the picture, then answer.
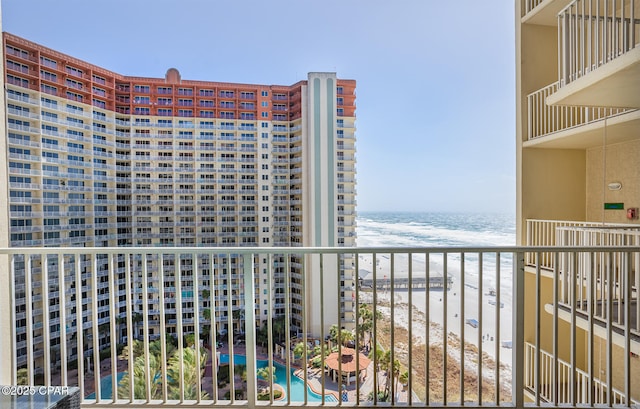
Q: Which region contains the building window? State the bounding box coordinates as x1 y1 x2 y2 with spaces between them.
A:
65 65 83 77
134 107 150 115
65 78 83 90
40 56 57 69
37 70 57 83
39 83 57 95
92 74 106 85
134 85 150 93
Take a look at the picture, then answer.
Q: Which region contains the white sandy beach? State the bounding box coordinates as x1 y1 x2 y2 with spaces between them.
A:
357 252 514 387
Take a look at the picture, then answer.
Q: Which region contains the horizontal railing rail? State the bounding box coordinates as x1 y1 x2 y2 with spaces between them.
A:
0 245 638 407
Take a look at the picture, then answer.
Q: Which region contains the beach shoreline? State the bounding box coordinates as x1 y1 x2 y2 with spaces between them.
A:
357 252 514 382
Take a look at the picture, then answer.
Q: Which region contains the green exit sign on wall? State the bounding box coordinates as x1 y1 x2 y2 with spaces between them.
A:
604 203 624 210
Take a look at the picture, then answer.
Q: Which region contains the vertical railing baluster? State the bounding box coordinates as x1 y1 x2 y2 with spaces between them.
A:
495 252 501 403
425 251 430 405
243 252 257 409
193 252 202 404
42 253 51 387
90 254 101 401
141 253 151 402
108 253 118 402
301 253 309 405
266 254 274 403
459 252 465 403
58 254 67 387
283 253 291 405
354 251 361 405
477 252 483 404
337 252 343 405
24 255 33 385
624 251 631 406
125 254 134 403
535 252 541 406
319 253 326 403
553 251 559 405
407 251 413 405
372 251 378 405
513 251 525 409
587 250 595 405
159 254 168 403
443 252 448 405
606 250 613 407
176 252 185 403
74 255 84 396
390 252 395 404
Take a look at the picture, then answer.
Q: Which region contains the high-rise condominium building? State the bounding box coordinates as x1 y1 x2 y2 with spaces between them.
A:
2 32 357 368
516 0 639 403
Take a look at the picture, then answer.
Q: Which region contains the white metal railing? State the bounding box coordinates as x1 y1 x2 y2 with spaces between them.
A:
525 342 638 405
559 0 640 88
526 82 636 140
0 246 638 407
556 226 640 337
523 0 547 16
524 219 622 268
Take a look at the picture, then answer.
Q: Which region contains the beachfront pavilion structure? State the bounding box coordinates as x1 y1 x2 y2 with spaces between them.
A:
516 0 640 404
0 29 357 372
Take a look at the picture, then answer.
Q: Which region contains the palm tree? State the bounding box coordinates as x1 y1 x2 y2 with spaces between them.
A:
357 304 381 349
339 329 354 347
117 351 164 399
293 342 306 362
131 312 144 341
379 349 400 398
399 370 409 391
329 324 355 347
118 338 208 400
256 323 269 350
167 346 209 400
256 365 277 383
202 308 212 344
232 309 245 335
271 316 286 343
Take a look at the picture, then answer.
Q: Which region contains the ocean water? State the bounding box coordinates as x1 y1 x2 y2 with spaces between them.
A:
356 212 516 302
356 211 515 248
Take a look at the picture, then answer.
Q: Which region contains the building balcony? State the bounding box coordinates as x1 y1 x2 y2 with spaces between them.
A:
547 0 640 108
1 244 638 407
526 81 639 144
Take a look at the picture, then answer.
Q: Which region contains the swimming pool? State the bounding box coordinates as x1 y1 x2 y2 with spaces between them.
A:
85 372 125 399
86 355 336 402
219 354 336 402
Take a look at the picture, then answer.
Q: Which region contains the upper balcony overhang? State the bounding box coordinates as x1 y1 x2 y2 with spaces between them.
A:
547 47 640 108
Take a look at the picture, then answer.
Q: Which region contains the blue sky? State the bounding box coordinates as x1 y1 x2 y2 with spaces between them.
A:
2 1 516 213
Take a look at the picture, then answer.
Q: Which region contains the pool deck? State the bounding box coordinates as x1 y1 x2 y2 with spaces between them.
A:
217 343 408 403
49 341 407 403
